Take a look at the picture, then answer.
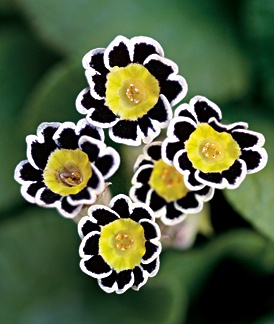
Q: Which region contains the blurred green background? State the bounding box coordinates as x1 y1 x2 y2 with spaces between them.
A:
1 0 274 323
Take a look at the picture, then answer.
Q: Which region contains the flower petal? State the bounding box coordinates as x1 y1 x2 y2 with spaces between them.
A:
98 270 117 293
82 48 109 74
146 189 166 212
116 269 134 294
162 138 184 164
85 69 107 99
67 187 96 206
78 216 101 239
141 257 160 277
142 241 161 264
241 148 268 174
147 95 172 126
110 194 131 219
37 187 61 206
145 142 162 161
104 35 131 69
109 119 142 146
130 205 153 222
140 219 161 240
80 255 112 279
161 203 187 225
232 129 265 149
76 88 117 126
14 160 43 183
21 181 45 203
131 164 153 184
132 266 148 291
191 95 222 122
132 36 164 64
88 205 119 225
130 184 150 204
94 148 121 180
58 197 82 218
80 232 100 257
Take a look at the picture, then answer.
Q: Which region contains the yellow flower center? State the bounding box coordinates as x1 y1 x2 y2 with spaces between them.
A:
149 159 189 202
185 123 241 173
43 148 92 196
99 218 146 272
105 63 160 120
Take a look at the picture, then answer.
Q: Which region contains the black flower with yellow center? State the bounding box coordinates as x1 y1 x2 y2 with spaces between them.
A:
162 96 268 190
14 119 120 218
130 142 214 225
78 194 161 294
76 35 188 146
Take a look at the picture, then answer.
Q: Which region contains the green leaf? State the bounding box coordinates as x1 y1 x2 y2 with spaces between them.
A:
0 207 186 324
224 110 274 241
16 0 249 102
0 24 57 212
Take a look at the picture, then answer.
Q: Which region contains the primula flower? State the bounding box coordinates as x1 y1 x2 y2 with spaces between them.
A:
14 119 120 218
130 142 214 225
78 194 161 294
162 96 268 190
76 35 188 146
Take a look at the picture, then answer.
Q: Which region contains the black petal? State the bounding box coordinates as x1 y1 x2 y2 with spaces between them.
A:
30 140 57 170
87 168 100 189
142 258 158 275
159 79 184 104
194 100 221 122
92 74 107 97
39 188 61 204
141 220 158 240
91 207 118 225
147 96 169 123
57 127 78 149
145 58 174 81
240 150 263 172
87 51 109 75
19 162 43 182
147 143 162 161
60 197 80 214
133 266 146 288
81 140 100 162
142 241 159 262
107 41 131 68
111 197 130 218
135 167 153 184
198 171 223 185
95 155 115 177
130 206 152 222
100 270 116 289
116 270 133 290
164 140 184 162
68 188 91 203
26 182 45 198
133 42 160 64
82 234 99 256
177 151 193 171
149 190 166 211
173 120 196 142
165 203 184 220
222 160 244 185
80 219 100 237
177 108 197 122
111 120 138 141
79 122 103 141
138 114 155 137
132 184 150 203
187 171 205 188
176 192 199 210
232 131 260 149
84 255 111 275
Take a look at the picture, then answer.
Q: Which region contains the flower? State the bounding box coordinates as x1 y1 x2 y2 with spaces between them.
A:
76 35 188 146
78 194 161 294
130 142 214 225
14 119 120 218
162 96 268 190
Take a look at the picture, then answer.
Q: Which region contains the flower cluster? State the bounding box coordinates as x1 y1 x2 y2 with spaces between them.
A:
14 35 268 294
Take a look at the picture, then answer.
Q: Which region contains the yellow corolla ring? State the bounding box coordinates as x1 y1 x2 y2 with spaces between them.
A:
185 123 241 173
43 148 92 196
99 218 146 272
149 159 189 202
105 63 160 120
